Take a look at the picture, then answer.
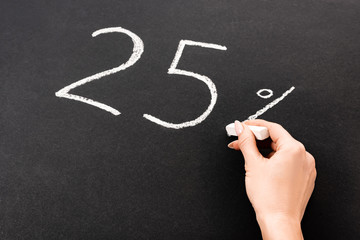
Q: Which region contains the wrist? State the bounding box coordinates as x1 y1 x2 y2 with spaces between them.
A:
256 214 303 240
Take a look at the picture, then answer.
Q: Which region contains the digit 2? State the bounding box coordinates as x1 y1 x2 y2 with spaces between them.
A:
55 27 144 115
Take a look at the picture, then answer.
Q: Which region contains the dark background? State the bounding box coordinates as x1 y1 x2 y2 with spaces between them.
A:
1 0 359 239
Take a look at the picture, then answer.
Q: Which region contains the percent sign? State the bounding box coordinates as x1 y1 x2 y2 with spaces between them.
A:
245 87 295 121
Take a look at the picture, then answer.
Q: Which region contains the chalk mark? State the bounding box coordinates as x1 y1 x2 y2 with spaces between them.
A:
257 89 273 99
247 86 295 120
143 40 227 129
55 27 144 115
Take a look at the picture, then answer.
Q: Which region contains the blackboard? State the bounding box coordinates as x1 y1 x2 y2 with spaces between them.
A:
1 0 359 239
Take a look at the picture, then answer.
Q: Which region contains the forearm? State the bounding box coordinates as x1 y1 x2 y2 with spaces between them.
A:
256 215 303 240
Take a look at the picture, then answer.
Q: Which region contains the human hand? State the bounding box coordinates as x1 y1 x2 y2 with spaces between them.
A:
228 119 316 240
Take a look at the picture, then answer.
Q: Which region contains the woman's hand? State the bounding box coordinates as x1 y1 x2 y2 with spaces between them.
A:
228 119 316 240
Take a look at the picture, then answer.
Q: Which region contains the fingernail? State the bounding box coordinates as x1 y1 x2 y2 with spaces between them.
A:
227 142 234 149
234 120 243 136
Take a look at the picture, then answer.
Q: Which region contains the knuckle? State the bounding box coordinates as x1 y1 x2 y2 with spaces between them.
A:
237 136 251 149
290 141 306 155
308 154 316 165
306 152 316 167
310 167 317 182
297 142 306 152
307 153 317 178
313 168 317 178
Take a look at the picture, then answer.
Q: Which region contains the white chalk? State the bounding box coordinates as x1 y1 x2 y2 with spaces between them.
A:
225 123 269 140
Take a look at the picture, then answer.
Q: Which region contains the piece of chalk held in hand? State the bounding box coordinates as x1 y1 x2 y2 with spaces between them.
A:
225 123 269 140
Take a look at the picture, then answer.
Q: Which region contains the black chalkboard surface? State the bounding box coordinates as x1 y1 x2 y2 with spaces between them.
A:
1 0 359 239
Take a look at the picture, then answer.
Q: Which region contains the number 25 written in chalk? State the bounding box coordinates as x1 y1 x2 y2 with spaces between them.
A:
55 26 227 129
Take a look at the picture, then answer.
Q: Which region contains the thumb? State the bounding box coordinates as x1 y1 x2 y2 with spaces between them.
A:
235 120 263 165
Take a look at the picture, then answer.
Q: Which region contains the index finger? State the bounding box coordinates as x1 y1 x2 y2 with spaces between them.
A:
244 119 294 147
